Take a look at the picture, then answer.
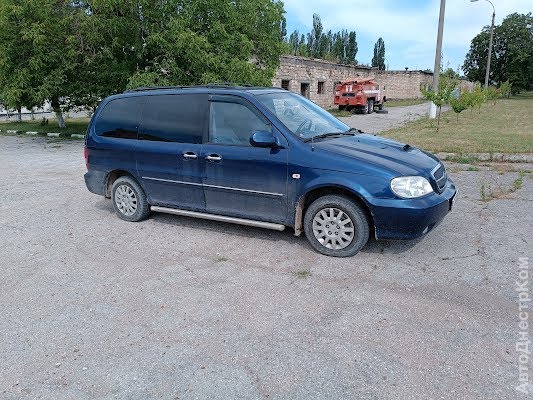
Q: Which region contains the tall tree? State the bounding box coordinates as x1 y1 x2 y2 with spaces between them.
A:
308 13 324 58
288 30 300 55
372 37 386 70
463 12 533 92
345 31 358 64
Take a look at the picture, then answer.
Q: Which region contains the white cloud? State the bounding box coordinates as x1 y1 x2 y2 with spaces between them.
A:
283 0 532 70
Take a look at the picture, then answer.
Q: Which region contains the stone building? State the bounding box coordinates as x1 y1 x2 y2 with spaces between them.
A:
273 55 435 109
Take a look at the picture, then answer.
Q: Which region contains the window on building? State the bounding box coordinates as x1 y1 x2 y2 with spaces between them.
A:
281 80 290 90
139 94 207 143
317 81 325 94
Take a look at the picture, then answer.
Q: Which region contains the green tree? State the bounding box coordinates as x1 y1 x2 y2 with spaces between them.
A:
346 31 358 64
421 74 458 131
288 30 300 55
371 37 385 70
463 12 533 92
68 1 147 111
0 0 76 126
129 0 285 87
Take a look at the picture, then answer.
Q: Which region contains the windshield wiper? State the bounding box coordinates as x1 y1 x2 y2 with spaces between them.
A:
303 131 355 142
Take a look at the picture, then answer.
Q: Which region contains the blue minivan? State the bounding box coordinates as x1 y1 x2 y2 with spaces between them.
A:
84 85 456 257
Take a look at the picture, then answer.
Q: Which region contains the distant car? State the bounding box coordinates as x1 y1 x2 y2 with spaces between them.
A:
84 85 456 257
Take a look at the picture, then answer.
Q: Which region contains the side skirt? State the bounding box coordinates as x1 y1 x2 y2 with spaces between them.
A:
151 206 286 232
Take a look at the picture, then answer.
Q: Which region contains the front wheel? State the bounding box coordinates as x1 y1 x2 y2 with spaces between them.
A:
111 176 151 222
303 195 370 257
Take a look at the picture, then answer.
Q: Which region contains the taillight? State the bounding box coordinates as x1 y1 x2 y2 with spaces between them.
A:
84 146 88 170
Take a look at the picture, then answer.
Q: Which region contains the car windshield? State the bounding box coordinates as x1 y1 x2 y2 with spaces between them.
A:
256 92 350 140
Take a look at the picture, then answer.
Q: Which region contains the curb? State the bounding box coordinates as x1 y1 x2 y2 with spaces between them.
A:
0 129 85 140
437 152 533 164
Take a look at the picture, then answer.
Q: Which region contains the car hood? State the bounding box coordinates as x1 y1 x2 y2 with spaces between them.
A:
312 134 439 176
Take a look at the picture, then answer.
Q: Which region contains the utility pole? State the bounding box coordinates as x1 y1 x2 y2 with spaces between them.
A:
485 6 496 87
430 0 446 119
471 0 496 87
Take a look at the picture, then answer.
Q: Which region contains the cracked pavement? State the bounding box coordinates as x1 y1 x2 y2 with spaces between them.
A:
0 135 532 399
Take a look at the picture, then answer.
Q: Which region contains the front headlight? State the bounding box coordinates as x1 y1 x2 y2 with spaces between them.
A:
390 176 433 199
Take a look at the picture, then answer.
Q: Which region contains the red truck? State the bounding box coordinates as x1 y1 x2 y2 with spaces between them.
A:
334 77 386 114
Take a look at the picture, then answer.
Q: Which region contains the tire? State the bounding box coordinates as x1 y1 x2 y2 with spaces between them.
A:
367 99 374 114
111 176 151 222
303 195 370 257
338 105 346 111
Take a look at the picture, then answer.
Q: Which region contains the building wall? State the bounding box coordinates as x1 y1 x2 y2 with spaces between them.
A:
273 55 435 109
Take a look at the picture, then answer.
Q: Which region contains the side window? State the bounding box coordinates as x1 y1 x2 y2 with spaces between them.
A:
139 94 206 143
95 97 142 139
209 101 270 146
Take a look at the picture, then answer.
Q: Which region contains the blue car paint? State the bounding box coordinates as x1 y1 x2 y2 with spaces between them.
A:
84 87 456 240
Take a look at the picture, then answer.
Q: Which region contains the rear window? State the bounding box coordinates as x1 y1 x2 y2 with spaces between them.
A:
139 94 206 143
95 97 142 139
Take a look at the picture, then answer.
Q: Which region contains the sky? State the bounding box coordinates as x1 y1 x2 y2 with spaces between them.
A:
282 0 532 72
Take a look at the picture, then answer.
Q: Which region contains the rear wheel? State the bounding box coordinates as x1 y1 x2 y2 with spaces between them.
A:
111 176 150 222
367 99 374 114
304 195 370 257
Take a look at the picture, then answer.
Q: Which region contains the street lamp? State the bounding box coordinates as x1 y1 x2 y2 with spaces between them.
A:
471 0 496 87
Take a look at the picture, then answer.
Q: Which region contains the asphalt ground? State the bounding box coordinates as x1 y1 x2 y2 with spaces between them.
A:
339 102 433 134
0 133 531 399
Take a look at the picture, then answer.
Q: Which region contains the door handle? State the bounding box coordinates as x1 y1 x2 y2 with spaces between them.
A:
183 151 197 160
206 154 222 162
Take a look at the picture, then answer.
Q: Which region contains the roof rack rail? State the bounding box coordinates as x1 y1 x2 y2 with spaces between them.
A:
124 86 188 93
206 82 254 88
124 83 281 93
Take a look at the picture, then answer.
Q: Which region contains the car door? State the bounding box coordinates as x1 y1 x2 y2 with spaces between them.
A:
136 93 208 211
201 95 289 223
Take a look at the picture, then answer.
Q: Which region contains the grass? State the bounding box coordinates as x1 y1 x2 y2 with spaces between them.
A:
0 118 89 135
214 256 229 263
480 170 528 202
385 99 427 107
292 270 312 279
380 93 533 154
327 108 352 117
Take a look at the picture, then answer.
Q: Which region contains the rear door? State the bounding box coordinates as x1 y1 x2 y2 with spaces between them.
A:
200 95 289 223
135 93 208 210
90 96 142 180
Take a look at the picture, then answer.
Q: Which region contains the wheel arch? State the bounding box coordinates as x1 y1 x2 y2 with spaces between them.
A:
294 185 375 237
104 169 137 199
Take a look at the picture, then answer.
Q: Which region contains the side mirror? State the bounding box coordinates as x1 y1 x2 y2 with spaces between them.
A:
250 130 277 148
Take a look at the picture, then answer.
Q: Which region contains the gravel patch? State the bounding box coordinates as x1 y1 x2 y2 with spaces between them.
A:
0 135 531 399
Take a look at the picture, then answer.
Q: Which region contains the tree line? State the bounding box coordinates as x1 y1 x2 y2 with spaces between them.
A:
282 13 386 69
0 0 285 127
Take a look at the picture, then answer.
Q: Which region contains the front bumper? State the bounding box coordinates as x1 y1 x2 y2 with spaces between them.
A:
370 179 456 240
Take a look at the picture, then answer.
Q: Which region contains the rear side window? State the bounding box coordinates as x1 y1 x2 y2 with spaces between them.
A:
95 97 142 139
139 94 206 143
